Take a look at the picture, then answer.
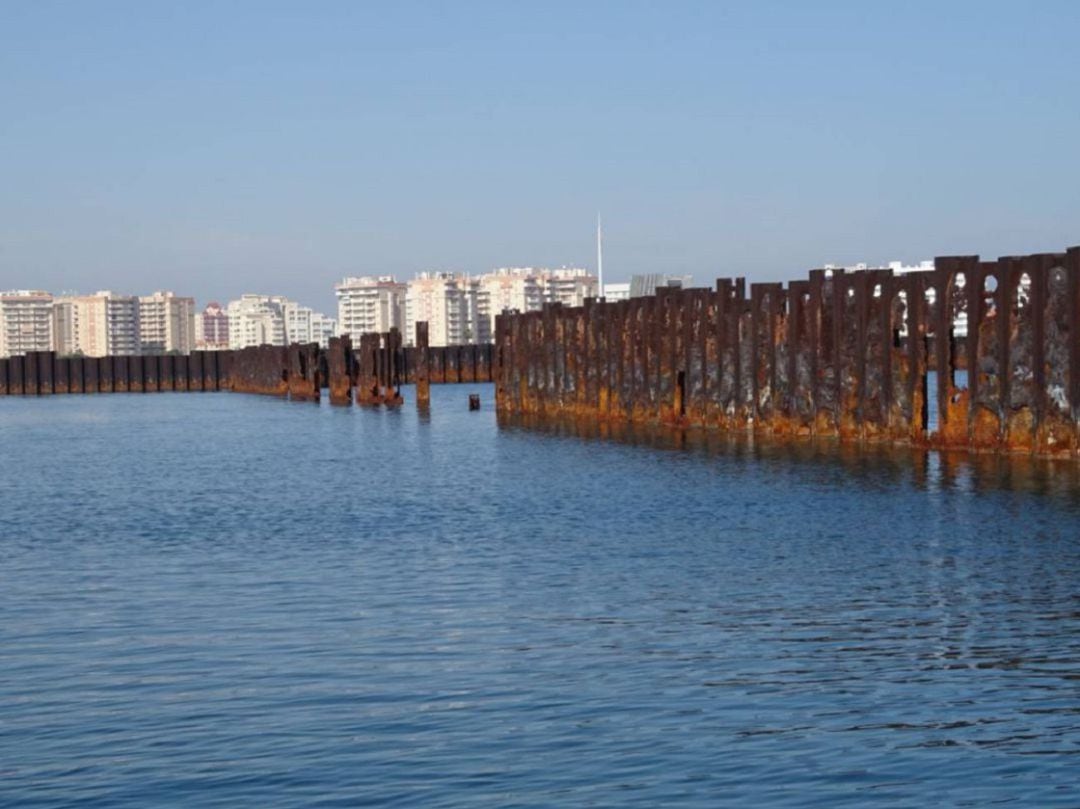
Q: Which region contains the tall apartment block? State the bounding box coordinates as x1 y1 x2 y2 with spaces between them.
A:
405 272 490 347
540 267 598 308
102 292 141 355
0 290 54 358
52 291 141 357
335 276 407 342
477 268 545 317
139 291 195 354
52 297 79 355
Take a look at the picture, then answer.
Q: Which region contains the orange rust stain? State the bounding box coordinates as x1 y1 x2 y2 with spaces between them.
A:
1035 417 1077 457
970 405 1001 450
939 387 970 448
1005 408 1035 453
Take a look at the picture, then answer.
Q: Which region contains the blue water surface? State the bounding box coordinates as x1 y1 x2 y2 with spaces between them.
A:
1 385 1079 807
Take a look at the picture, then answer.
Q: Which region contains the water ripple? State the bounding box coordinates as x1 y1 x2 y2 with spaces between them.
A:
2 387 1079 806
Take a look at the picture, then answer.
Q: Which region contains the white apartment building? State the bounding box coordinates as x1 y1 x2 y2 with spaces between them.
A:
405 272 490 347
603 282 631 301
472 267 599 342
310 311 337 348
335 276 407 342
284 301 337 348
139 291 195 354
227 294 288 348
50 291 141 357
102 292 141 355
351 267 601 347
0 290 54 358
53 295 100 356
52 298 79 355
887 260 936 275
226 294 335 349
478 268 545 317
543 267 598 308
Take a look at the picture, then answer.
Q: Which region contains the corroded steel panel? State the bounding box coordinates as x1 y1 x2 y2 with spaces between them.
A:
228 345 288 397
54 354 69 395
188 351 204 392
128 354 144 393
160 355 175 392
478 343 492 383
84 356 99 393
36 352 54 395
143 355 159 392
23 351 39 396
446 341 461 385
68 356 82 395
103 354 119 393
415 322 431 406
175 355 189 392
357 334 379 404
489 244 1080 458
326 337 351 405
288 343 320 402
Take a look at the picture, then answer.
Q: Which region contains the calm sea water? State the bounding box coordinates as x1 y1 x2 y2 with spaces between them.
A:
2 385 1079 807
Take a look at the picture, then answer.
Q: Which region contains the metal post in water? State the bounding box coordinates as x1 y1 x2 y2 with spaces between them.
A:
416 321 430 408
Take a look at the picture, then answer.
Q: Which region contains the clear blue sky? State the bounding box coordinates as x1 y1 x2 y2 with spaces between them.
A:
2 1 1078 313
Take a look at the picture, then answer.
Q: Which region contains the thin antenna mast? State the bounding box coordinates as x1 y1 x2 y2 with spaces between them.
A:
597 214 604 299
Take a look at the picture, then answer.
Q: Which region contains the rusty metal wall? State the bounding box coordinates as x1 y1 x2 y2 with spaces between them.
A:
0 344 333 400
493 247 1080 458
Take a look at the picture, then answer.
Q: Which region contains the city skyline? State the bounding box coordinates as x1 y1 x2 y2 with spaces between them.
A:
4 3 1079 314
3 263 728 355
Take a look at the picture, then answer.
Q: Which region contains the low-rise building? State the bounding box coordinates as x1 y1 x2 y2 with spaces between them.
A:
628 274 693 298
603 282 631 301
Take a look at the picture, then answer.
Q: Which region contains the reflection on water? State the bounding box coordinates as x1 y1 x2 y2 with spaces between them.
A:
1 385 1079 807
498 408 1080 498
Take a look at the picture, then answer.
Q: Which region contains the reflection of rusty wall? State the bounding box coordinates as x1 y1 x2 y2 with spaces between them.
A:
494 248 1080 458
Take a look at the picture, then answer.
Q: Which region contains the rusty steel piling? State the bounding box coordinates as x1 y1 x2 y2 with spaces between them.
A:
415 322 431 407
287 343 320 402
324 337 351 405
493 245 1080 460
